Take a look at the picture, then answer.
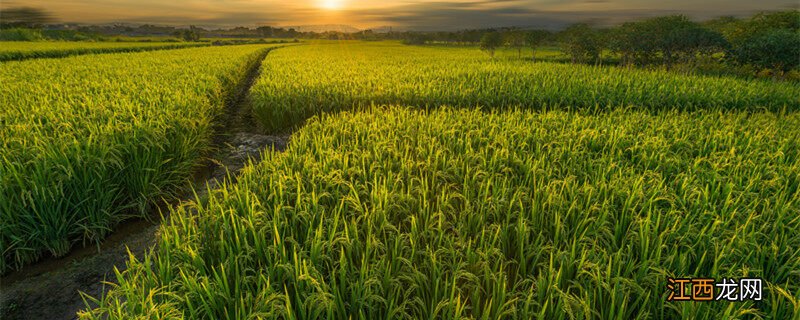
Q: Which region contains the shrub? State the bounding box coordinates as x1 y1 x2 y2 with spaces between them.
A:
0 28 43 41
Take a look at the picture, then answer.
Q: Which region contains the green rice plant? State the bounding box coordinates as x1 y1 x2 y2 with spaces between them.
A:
249 41 800 132
81 106 800 319
0 44 284 274
0 41 208 61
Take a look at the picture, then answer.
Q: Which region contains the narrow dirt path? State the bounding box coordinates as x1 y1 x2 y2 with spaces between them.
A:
0 47 290 320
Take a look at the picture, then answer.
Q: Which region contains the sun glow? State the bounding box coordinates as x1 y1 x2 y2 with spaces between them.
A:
319 0 344 10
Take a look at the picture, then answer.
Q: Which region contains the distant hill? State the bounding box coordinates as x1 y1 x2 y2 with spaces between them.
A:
279 24 361 33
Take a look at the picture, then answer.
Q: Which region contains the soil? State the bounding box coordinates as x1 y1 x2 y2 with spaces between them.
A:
0 48 290 320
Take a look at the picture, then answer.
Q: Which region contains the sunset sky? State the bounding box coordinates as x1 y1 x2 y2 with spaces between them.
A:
4 0 797 30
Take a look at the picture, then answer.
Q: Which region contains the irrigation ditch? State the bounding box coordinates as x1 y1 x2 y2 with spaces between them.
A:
0 46 291 320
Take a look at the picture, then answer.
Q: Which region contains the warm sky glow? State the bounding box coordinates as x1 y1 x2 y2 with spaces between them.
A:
3 0 797 30
319 0 344 11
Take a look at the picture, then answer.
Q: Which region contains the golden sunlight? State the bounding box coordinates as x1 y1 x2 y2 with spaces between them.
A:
319 0 344 10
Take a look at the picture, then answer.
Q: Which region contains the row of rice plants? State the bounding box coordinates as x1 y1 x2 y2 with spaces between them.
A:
249 41 800 132
0 44 283 274
82 107 800 319
0 41 208 61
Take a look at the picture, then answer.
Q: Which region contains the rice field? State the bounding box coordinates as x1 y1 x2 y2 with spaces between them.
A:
2 39 798 319
0 41 208 61
0 44 283 274
80 107 800 319
249 42 800 132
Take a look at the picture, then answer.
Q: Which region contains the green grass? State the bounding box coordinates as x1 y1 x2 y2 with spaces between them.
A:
0 44 283 274
0 41 208 61
491 46 568 61
81 106 799 319
250 41 799 132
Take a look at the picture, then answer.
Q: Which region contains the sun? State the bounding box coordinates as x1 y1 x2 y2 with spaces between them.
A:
319 0 343 10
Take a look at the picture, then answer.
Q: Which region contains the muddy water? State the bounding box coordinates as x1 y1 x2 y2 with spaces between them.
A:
0 48 290 320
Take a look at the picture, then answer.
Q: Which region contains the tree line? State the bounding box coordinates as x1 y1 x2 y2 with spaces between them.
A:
473 11 799 77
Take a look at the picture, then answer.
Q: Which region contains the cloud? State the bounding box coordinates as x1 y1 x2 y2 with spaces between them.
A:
345 0 797 30
125 12 279 26
350 2 557 29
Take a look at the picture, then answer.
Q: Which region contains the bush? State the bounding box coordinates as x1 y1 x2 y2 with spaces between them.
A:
0 28 43 41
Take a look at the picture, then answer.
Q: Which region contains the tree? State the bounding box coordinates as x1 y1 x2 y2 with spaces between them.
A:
560 23 601 64
728 11 800 45
704 16 741 41
647 15 699 69
608 15 727 68
480 32 503 58
608 22 654 66
672 26 728 64
525 29 552 62
732 29 800 78
503 29 526 59
256 26 274 38
177 25 201 41
402 33 430 45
